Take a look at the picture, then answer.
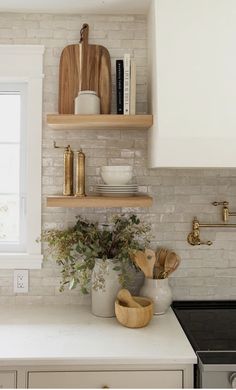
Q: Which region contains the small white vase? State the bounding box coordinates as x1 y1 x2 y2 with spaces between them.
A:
74 90 100 114
140 278 173 315
91 258 121 318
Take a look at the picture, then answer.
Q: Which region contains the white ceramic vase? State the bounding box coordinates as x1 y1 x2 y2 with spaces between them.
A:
140 278 173 315
74 90 100 114
91 258 121 318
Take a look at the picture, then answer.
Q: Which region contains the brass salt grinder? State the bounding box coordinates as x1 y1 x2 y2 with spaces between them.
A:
75 148 86 197
53 141 74 196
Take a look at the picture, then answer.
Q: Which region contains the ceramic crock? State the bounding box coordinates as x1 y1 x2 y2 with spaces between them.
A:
140 277 173 315
91 258 121 317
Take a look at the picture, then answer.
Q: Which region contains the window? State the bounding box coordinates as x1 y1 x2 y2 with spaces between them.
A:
0 83 27 253
0 45 44 269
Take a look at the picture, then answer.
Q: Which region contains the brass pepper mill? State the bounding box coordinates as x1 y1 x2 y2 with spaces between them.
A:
53 141 74 196
75 148 86 197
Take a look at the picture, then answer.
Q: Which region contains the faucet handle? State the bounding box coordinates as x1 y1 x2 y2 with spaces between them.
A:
212 201 229 207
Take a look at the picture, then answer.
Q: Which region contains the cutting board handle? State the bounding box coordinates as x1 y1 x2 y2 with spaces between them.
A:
79 23 89 45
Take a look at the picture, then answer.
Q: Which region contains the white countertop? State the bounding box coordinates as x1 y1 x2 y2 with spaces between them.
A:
0 305 196 366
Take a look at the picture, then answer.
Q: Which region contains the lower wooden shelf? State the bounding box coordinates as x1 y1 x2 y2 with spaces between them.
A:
46 195 153 208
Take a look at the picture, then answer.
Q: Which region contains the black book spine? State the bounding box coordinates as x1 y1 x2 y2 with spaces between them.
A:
116 60 124 114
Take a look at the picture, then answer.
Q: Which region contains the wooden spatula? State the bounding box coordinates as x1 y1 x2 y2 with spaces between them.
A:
131 250 152 278
144 248 156 278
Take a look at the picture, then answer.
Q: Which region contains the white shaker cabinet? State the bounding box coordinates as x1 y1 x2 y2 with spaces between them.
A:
27 369 183 389
0 371 16 388
148 0 236 167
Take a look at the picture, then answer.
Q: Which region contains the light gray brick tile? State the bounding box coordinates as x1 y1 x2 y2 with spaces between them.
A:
1 12 236 303
15 296 43 304
0 297 16 304
189 287 215 296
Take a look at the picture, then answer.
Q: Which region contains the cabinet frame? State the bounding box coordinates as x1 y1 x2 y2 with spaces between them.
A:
0 363 194 389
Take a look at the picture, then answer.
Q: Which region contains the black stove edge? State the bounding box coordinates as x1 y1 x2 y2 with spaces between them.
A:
197 351 236 366
172 300 236 310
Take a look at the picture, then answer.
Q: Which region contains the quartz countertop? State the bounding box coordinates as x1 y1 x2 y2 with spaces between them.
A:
0 305 196 366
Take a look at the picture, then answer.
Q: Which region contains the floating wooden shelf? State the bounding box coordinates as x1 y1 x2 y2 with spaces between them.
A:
46 195 153 208
47 114 153 130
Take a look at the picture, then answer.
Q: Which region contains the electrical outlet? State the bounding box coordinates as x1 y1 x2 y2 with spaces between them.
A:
14 270 29 293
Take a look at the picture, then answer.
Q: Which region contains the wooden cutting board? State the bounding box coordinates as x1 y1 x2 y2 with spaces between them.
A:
58 23 112 114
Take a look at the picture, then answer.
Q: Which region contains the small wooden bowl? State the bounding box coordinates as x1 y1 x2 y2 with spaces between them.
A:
115 296 153 328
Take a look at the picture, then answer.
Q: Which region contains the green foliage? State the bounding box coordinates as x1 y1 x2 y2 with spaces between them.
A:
40 214 151 294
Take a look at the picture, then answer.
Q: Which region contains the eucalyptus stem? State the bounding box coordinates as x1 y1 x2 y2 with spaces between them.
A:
40 214 152 294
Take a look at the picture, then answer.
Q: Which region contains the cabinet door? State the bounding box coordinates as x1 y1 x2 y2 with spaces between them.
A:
149 0 236 168
0 371 16 388
28 370 182 389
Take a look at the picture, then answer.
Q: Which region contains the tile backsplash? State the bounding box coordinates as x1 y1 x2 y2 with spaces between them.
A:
0 12 236 304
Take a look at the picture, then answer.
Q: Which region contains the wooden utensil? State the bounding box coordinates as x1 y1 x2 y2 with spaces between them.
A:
131 250 150 278
115 296 153 328
154 248 169 279
59 23 112 114
166 253 180 277
117 289 142 308
132 250 155 278
159 251 180 279
144 248 156 278
157 248 169 267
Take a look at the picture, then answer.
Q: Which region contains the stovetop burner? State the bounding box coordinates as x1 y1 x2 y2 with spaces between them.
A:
172 301 236 352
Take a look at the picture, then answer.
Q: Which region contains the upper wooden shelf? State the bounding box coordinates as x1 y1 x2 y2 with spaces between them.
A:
47 114 153 130
46 195 153 208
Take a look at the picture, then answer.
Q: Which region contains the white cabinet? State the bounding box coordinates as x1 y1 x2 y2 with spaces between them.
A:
0 371 16 388
148 0 236 168
27 370 183 389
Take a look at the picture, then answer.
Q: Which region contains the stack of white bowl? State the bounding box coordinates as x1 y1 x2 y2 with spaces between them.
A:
101 166 133 185
96 166 138 196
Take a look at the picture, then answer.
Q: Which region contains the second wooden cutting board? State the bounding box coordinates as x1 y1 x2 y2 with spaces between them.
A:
59 23 112 114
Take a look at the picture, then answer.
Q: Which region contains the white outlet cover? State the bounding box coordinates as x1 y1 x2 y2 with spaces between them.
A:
14 269 29 293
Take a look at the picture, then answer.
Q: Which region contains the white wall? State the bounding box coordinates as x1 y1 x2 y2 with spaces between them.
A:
0 12 235 304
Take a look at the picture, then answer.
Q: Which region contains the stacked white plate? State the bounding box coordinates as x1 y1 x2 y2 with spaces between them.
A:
96 184 138 197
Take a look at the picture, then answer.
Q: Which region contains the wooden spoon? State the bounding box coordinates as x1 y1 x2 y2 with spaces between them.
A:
159 251 180 279
117 289 142 308
167 254 180 277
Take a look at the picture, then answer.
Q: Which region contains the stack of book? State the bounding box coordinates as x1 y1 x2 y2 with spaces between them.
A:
116 54 136 115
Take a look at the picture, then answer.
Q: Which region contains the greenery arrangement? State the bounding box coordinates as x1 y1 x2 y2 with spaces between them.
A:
40 214 151 294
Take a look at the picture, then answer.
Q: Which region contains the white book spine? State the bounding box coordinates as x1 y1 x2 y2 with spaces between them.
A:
123 53 131 115
130 60 136 115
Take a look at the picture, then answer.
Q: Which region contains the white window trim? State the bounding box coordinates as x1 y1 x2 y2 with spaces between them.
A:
0 82 27 253
0 45 44 269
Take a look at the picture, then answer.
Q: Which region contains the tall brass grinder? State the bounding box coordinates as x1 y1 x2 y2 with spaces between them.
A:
54 141 74 196
75 148 86 197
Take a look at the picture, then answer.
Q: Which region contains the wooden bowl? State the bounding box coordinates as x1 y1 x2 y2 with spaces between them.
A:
115 296 153 328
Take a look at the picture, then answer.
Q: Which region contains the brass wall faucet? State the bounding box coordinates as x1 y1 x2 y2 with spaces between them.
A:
212 200 236 222
187 201 236 246
187 218 213 246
